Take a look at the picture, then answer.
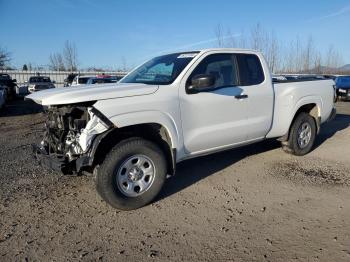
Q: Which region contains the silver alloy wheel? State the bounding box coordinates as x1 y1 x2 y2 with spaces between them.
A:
116 154 156 197
297 122 312 149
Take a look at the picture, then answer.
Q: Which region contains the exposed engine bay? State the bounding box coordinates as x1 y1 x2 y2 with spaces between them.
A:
39 103 113 170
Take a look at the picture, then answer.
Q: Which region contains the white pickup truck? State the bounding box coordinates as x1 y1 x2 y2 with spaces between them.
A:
27 48 336 210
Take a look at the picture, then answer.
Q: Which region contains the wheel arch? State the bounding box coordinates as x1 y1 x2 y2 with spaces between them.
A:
88 122 177 176
279 100 321 142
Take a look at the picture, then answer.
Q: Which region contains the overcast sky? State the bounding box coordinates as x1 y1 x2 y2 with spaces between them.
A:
1 0 350 69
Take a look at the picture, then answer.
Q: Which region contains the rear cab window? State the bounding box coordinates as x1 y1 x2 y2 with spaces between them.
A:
236 54 264 86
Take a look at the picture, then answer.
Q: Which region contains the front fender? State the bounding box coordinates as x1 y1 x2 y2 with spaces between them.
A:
108 110 180 149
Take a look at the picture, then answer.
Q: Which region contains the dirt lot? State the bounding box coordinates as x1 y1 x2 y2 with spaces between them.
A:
0 100 349 261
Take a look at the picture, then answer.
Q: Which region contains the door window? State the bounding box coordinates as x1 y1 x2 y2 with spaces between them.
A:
188 54 238 89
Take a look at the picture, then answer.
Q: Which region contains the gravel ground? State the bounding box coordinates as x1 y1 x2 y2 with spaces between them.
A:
0 100 349 261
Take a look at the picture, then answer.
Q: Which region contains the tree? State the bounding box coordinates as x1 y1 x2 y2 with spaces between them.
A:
213 23 346 74
313 51 322 74
250 23 265 51
0 47 11 69
225 28 237 48
265 31 279 73
22 64 28 71
324 45 343 73
302 36 315 73
49 53 65 71
214 24 225 47
63 40 78 71
121 56 127 71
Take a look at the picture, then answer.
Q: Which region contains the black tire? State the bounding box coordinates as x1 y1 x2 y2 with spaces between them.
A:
95 137 167 210
282 112 317 156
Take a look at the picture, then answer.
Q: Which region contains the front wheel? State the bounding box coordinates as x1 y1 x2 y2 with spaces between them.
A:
282 112 317 156
95 138 167 210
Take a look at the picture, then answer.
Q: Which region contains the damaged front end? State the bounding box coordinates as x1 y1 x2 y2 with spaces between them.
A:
33 102 114 174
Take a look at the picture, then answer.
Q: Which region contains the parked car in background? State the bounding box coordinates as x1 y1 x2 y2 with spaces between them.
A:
280 75 326 81
27 48 336 210
323 75 336 80
16 85 30 98
283 75 299 81
0 73 17 100
335 75 350 100
86 76 119 85
0 87 6 109
64 73 78 87
71 75 95 86
27 76 55 93
272 75 287 82
95 74 123 80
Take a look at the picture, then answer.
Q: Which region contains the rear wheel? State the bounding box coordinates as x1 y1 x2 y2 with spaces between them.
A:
95 137 167 210
282 112 316 156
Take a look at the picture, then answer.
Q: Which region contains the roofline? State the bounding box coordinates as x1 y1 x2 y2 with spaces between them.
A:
154 48 260 57
198 48 259 53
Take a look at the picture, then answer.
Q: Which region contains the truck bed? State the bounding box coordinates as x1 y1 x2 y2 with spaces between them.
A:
266 79 335 138
272 78 330 84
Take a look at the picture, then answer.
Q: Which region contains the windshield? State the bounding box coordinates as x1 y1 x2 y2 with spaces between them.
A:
120 52 199 85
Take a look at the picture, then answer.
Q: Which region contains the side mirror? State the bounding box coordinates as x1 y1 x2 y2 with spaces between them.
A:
188 74 215 93
52 81 56 84
12 79 17 82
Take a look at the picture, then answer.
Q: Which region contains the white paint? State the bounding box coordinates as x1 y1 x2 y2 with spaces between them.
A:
26 48 336 163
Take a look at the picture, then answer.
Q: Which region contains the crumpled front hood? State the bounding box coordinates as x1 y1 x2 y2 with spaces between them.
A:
26 83 159 106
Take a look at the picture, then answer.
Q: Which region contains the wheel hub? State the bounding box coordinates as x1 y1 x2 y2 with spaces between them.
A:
128 167 143 181
297 122 312 149
116 154 156 197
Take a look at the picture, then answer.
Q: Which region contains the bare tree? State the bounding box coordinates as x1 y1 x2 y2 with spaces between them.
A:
302 36 315 73
214 24 225 47
226 28 237 48
250 23 266 52
265 31 279 73
325 45 343 73
313 51 322 74
237 29 247 48
63 40 78 71
121 56 127 71
49 53 66 71
248 24 281 72
294 36 303 73
0 47 11 69
213 23 345 74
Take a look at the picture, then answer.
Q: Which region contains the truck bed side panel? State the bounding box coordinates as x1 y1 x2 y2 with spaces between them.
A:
266 79 334 138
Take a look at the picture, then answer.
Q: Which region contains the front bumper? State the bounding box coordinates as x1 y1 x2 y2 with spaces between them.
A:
32 144 71 174
32 144 94 175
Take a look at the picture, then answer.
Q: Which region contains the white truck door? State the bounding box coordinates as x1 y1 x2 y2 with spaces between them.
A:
179 53 249 154
235 53 274 140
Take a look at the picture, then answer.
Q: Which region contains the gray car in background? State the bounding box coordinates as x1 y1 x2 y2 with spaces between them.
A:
27 76 55 93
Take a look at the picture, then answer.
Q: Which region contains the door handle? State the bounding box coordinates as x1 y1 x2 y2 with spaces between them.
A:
234 94 248 99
